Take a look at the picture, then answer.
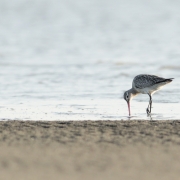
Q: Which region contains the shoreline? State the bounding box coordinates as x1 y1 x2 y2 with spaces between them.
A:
0 120 180 180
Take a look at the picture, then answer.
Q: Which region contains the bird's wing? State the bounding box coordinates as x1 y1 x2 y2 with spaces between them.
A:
133 74 168 89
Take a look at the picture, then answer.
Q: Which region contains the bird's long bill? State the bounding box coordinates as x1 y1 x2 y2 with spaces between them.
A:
127 101 131 116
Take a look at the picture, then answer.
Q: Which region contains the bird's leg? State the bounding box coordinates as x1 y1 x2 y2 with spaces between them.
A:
146 94 152 115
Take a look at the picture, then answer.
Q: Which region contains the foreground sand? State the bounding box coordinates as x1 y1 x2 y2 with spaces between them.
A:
0 120 180 180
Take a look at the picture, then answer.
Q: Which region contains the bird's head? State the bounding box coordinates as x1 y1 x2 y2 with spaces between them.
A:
123 90 133 116
124 91 130 102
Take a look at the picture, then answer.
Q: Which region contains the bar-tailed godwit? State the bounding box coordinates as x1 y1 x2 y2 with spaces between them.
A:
123 74 174 116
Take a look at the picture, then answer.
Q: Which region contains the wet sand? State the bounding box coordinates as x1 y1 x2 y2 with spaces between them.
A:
0 120 180 180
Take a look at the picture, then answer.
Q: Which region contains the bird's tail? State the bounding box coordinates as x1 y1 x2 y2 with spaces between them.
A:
166 78 174 83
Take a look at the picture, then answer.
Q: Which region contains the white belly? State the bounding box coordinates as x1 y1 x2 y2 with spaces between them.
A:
134 83 165 95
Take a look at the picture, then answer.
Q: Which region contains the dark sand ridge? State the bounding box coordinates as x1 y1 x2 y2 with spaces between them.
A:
0 120 180 180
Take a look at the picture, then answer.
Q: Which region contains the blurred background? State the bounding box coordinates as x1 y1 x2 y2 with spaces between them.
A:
0 0 179 120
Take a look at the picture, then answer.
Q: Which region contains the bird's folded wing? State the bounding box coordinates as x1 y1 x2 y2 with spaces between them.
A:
133 74 167 89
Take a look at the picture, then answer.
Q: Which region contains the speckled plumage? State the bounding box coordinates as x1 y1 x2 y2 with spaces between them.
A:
123 74 174 116
133 74 173 89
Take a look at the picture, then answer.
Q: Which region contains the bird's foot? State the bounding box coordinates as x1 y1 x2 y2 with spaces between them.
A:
146 108 151 116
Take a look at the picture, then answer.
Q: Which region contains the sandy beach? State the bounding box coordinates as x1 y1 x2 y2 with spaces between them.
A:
0 120 180 180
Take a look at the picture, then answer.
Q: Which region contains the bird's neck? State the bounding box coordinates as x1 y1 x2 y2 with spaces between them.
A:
128 88 139 97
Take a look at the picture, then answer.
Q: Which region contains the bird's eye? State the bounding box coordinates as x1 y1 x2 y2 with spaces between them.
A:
126 95 128 99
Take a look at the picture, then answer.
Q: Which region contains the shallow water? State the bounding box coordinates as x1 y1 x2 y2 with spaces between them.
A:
0 0 180 120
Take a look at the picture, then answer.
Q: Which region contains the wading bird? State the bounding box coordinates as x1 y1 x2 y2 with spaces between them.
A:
123 74 173 116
